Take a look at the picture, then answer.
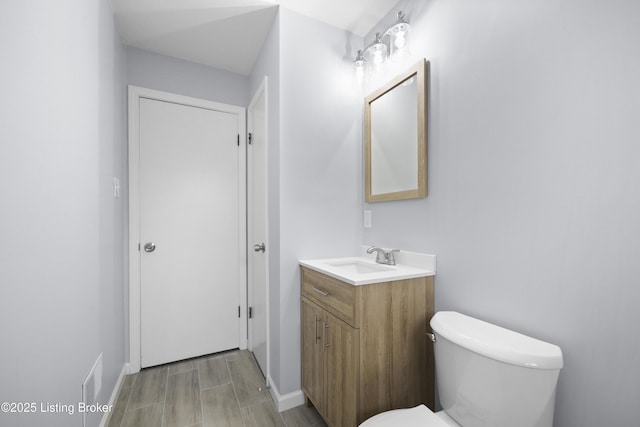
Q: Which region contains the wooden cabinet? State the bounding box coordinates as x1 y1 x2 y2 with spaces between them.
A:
301 267 434 427
301 299 327 408
303 298 359 426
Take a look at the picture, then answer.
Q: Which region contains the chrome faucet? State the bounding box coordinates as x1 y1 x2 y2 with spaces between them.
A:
367 246 399 265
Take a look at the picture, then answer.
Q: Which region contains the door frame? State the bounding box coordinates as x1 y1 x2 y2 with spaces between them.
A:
247 77 270 383
128 85 247 373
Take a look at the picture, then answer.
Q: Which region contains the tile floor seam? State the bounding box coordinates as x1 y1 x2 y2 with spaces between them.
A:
121 374 136 417
123 401 158 413
105 386 124 427
226 354 248 427
160 367 169 427
199 380 232 392
197 362 205 427
274 405 283 427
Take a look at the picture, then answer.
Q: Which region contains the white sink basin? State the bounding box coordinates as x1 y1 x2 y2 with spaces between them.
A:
300 252 436 286
325 260 393 274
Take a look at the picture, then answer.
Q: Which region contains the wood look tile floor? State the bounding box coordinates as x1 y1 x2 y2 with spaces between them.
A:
107 350 327 427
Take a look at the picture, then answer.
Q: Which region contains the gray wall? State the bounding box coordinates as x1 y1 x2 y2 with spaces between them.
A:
0 0 126 426
127 47 250 107
364 0 640 425
276 8 364 394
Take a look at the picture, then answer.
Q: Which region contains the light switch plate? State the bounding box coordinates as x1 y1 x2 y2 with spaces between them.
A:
113 177 120 198
364 210 372 228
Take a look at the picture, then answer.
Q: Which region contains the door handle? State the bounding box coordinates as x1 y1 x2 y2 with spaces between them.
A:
254 243 266 253
314 315 320 343
143 242 156 253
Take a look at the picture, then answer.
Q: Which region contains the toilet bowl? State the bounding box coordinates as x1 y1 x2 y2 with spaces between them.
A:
359 311 563 427
359 405 458 427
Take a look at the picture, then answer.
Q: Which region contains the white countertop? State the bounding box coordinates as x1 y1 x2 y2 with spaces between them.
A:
299 248 436 286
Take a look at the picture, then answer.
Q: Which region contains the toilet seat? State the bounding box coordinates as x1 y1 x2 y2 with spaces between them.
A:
358 405 454 427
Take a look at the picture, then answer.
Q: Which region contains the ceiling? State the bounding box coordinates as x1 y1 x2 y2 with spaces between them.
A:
111 0 400 75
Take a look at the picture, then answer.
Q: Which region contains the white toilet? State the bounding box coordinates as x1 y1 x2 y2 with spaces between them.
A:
360 311 563 427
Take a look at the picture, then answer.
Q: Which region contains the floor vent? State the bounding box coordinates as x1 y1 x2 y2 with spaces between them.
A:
81 353 103 427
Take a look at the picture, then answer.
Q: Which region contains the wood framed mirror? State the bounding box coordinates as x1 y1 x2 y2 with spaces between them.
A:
365 59 427 202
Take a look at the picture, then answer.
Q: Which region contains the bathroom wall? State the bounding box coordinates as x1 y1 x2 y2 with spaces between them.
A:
364 0 640 425
127 46 250 107
276 8 364 394
0 1 127 426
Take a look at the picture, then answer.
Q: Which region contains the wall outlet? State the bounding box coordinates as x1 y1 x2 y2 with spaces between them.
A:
364 210 372 228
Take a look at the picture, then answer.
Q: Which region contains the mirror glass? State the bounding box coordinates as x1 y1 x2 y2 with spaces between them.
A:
365 59 427 202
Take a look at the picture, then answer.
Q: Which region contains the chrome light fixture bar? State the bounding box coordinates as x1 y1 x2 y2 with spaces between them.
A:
354 11 411 83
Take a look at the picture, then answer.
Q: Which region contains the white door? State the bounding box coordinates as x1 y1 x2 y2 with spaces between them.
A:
248 79 269 379
138 96 241 368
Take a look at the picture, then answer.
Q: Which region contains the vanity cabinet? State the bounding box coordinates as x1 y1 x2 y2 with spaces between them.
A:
301 267 434 427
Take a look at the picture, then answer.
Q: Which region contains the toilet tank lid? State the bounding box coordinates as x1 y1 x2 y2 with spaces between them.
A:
430 311 564 370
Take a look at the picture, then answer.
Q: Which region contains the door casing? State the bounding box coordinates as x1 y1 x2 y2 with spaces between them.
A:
128 85 247 373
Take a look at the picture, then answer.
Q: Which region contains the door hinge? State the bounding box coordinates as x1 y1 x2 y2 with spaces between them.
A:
248 132 253 145
238 306 241 318
249 307 253 319
237 134 240 146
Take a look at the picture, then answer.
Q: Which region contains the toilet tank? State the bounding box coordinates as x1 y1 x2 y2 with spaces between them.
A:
430 312 563 427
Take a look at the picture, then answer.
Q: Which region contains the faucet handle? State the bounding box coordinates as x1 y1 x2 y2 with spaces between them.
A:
387 249 399 265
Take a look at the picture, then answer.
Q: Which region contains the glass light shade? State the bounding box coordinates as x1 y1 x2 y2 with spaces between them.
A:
387 12 411 59
365 33 388 73
390 23 409 48
353 50 366 84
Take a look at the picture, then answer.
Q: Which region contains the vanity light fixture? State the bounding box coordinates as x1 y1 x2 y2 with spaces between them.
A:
353 11 411 82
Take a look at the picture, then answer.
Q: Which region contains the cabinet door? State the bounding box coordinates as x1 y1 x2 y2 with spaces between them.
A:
301 298 325 409
324 311 359 427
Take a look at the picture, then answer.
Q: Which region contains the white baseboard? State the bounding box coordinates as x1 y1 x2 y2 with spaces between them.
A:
99 363 130 427
267 375 305 412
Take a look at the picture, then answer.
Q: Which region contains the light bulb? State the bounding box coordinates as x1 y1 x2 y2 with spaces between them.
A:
394 33 406 49
353 50 366 84
373 51 383 65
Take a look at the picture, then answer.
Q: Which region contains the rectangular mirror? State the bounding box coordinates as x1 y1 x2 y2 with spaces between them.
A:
365 59 427 202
